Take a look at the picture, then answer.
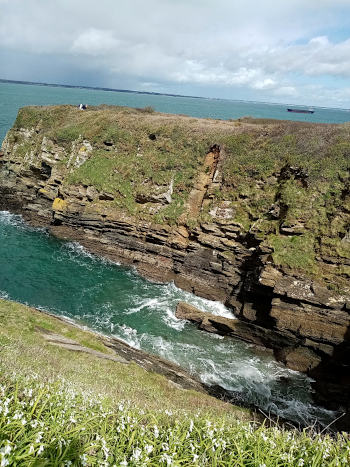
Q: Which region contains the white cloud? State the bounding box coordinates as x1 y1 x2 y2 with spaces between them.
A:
71 29 121 56
274 86 298 97
1 0 350 106
252 79 277 90
257 36 350 78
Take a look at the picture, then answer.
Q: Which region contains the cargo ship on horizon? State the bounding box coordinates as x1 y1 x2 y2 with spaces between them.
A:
287 108 315 114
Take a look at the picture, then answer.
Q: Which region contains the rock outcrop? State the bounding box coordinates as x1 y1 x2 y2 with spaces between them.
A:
0 105 349 424
36 313 207 394
176 301 294 352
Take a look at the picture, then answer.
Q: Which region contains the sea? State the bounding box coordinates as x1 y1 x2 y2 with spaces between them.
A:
1 80 350 143
0 80 342 426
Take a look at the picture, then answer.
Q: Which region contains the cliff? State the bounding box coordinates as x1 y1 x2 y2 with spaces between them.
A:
0 105 349 423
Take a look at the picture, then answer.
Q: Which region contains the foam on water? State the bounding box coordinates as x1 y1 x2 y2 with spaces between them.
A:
111 321 335 425
0 211 47 234
0 211 337 426
62 241 121 268
115 324 142 349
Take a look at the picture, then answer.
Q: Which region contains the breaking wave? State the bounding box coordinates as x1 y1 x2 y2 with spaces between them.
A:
0 210 336 426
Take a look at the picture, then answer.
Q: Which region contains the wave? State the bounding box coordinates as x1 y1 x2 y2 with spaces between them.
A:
0 290 9 300
0 211 47 235
0 209 336 426
108 321 335 425
62 241 121 266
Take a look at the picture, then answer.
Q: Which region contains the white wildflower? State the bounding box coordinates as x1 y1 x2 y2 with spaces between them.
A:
132 448 142 461
154 425 159 438
144 444 153 454
0 443 11 456
13 412 24 420
160 454 172 465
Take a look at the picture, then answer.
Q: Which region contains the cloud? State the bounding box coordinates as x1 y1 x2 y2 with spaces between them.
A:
71 29 121 56
257 36 350 78
273 86 298 97
1 0 350 106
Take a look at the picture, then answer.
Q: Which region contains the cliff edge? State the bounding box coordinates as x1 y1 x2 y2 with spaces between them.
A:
0 105 349 424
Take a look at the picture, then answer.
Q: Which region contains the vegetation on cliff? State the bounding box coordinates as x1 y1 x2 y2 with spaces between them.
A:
5 105 349 290
1 299 349 466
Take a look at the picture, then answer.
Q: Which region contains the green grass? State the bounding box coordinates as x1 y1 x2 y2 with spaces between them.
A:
7 105 350 283
1 300 350 465
1 372 349 466
0 299 244 418
267 234 317 272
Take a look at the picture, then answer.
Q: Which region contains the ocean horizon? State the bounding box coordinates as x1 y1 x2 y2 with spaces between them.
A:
1 79 350 144
1 77 350 111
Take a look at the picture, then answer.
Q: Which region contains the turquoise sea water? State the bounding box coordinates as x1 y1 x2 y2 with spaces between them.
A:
0 212 333 425
0 81 339 425
1 81 350 144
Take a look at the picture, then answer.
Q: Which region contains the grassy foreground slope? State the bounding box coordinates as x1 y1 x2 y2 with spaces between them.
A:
0 299 350 465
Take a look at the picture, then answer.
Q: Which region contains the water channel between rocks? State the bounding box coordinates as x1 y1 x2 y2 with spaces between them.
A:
0 211 335 426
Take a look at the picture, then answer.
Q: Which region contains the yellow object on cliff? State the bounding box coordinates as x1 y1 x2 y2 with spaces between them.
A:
52 197 68 211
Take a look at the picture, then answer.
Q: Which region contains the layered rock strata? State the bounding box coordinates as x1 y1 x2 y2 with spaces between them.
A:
0 105 349 426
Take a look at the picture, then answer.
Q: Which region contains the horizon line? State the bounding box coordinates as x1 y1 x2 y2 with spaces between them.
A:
1 77 349 111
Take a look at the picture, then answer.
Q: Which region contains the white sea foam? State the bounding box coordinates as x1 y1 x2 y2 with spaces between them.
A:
1 209 336 426
165 282 236 319
63 241 121 267
0 211 47 234
124 281 235 334
114 324 142 349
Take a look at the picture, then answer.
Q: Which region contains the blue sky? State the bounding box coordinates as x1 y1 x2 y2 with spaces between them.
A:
1 0 350 107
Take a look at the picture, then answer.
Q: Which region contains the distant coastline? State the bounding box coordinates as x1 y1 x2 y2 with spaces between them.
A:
1 78 350 126
0 78 202 100
2 78 350 111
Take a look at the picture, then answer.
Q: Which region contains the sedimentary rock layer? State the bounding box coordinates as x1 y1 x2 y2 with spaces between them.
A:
0 105 349 425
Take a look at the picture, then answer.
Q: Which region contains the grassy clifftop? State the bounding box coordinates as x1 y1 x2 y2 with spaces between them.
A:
4 105 350 288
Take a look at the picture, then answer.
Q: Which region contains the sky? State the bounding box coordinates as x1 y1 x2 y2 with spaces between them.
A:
1 0 350 107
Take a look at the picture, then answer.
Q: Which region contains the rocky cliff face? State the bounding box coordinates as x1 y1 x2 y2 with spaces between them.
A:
1 105 349 424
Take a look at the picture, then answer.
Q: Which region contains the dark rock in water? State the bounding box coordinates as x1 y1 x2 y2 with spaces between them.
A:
175 301 296 356
275 346 321 373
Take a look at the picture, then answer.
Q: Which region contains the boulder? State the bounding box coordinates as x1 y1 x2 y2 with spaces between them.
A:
175 302 294 351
